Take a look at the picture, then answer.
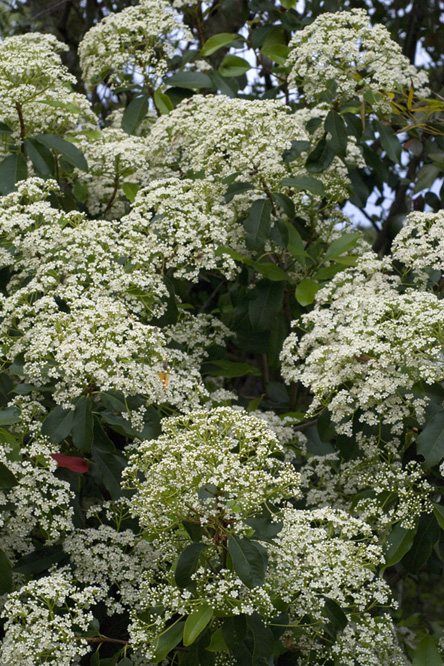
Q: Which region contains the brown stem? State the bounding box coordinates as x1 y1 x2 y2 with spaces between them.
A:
103 173 120 216
74 636 129 645
293 418 318 432
15 103 26 151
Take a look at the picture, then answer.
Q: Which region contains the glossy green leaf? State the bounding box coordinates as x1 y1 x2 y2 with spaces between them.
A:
251 260 288 281
165 72 212 90
72 396 94 452
183 604 213 646
282 140 311 163
0 406 21 425
305 139 335 173
260 43 291 65
246 613 275 663
225 181 254 202
412 635 442 666
249 281 284 331
432 503 444 530
0 461 18 491
417 408 444 467
402 513 440 573
0 153 28 194
154 90 174 114
122 182 139 203
24 137 54 176
375 120 402 164
295 278 320 306
324 232 361 260
243 199 272 251
227 535 267 588
384 523 416 568
206 627 228 652
325 109 348 157
201 33 242 56
90 427 127 500
34 134 88 171
153 621 185 661
14 544 68 574
222 615 247 649
121 95 149 134
219 55 251 78
175 543 207 588
41 405 74 443
0 121 12 135
281 175 325 196
0 549 12 594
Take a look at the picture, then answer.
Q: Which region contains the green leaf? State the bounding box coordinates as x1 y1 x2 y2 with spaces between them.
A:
243 199 272 251
14 544 68 574
323 597 348 635
208 69 239 97
72 396 94 453
324 232 361 260
295 278 320 306
305 139 335 173
282 140 310 163
375 120 402 164
122 182 139 203
153 621 185 661
412 635 442 666
260 44 291 65
183 604 213 646
0 121 12 135
24 138 54 176
417 408 444 467
325 110 348 157
280 175 325 196
250 261 288 281
165 72 212 90
432 503 444 530
0 153 28 194
384 523 416 568
222 615 247 649
224 181 254 202
414 164 441 194
249 281 284 332
0 406 21 425
121 95 149 134
37 99 84 114
41 405 74 443
0 549 12 594
201 33 243 56
154 90 174 115
219 55 251 78
402 513 440 574
207 360 261 377
34 134 88 171
90 422 127 499
175 543 207 588
0 461 18 491
227 535 267 588
246 613 275 663
117 659 133 666
206 627 228 652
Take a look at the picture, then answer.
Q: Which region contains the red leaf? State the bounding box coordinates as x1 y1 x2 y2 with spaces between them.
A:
51 453 88 473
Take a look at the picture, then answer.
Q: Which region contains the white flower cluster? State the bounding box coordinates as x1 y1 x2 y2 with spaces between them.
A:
147 95 362 239
300 452 433 531
0 178 229 408
0 33 94 140
392 210 444 286
287 9 429 110
125 407 300 531
75 127 151 218
121 177 243 280
0 570 98 666
281 253 444 434
79 0 191 90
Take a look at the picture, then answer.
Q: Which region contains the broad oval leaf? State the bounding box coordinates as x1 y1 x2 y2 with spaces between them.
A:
121 95 149 134
153 621 185 661
323 232 361 260
417 408 444 467
0 461 18 491
165 72 212 90
72 396 94 453
183 603 213 646
281 175 325 196
34 134 88 171
0 153 28 194
0 406 21 425
227 535 267 588
175 542 207 588
243 199 272 251
412 635 442 666
219 55 251 78
0 549 12 594
295 278 320 307
305 139 335 173
154 90 174 115
201 33 243 57
41 405 74 443
384 523 416 568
